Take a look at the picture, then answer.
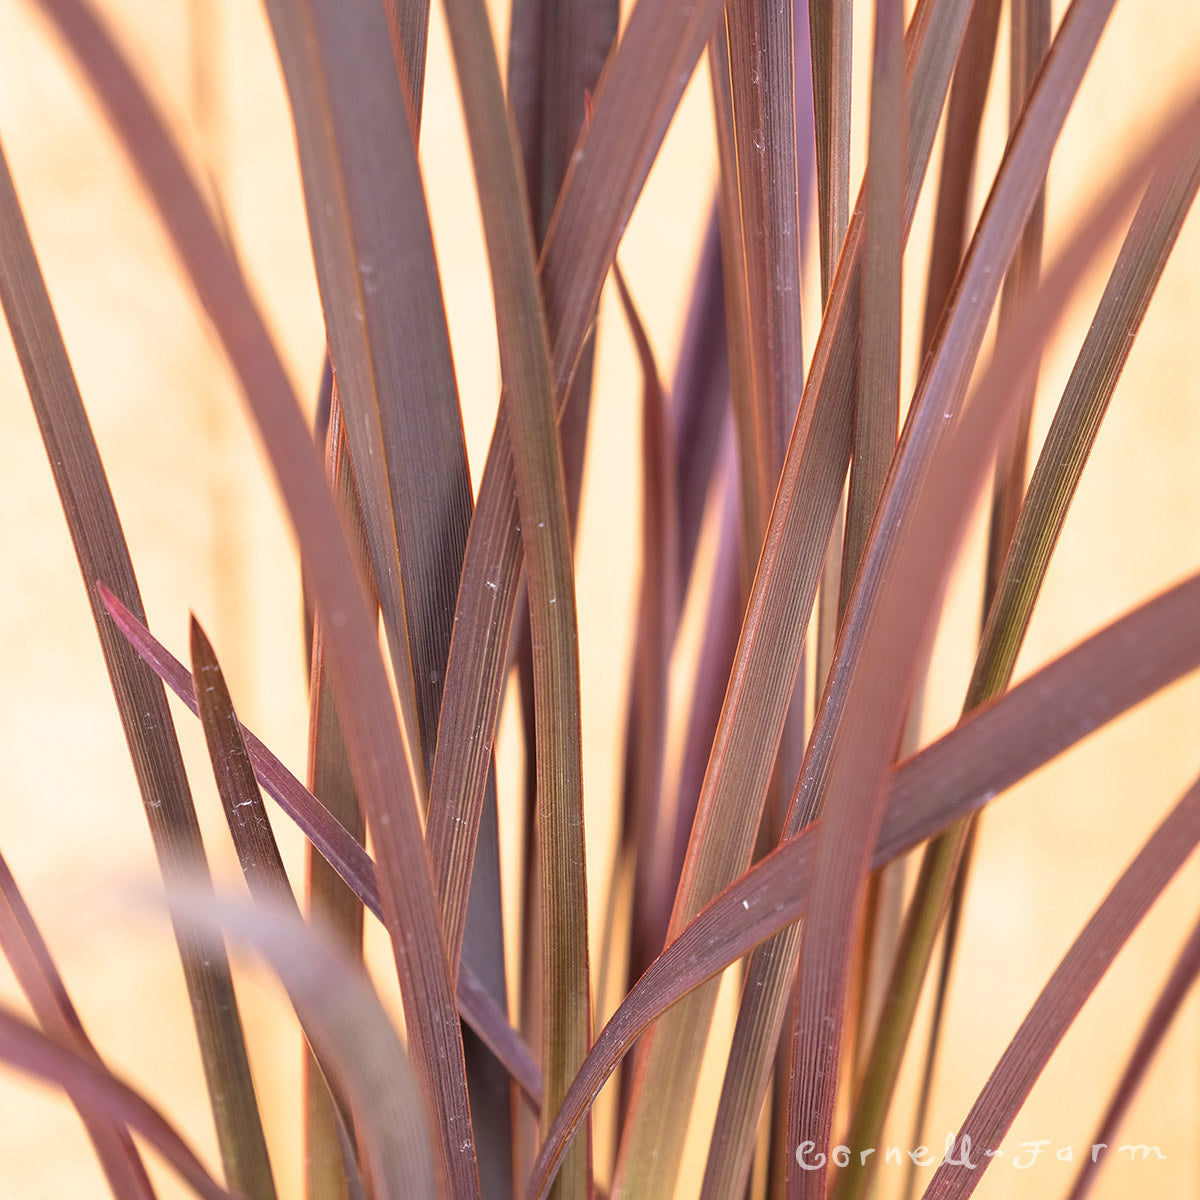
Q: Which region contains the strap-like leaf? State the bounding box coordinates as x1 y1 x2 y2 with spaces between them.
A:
0 131 276 1200
920 771 1200 1200
178 894 439 1200
100 586 544 1113
0 851 156 1200
615 0 977 1185
525 563 1200 1200
0 1007 234 1200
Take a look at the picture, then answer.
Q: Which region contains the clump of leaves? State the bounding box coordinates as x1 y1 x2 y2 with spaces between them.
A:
2 0 1200 1198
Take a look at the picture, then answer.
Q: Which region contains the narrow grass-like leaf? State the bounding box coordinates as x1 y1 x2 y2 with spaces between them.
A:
189 619 366 1200
787 4 1124 1189
851 96 1200 1193
100 586 544 1112
919 0 1003 355
0 1007 234 1200
1065 915 1200 1200
809 0 853 296
724 0 805 549
614 263 680 984
382 0 433 127
305 388 370 1200
35 0 481 1186
179 894 438 1200
0 134 276 1200
670 203 731 593
922 773 1200 1200
0 851 156 1200
840 0 903 596
436 3 590 1196
191 619 295 909
614 1 976 1188
524 563 1200 1200
261 0 473 792
707 18 760 591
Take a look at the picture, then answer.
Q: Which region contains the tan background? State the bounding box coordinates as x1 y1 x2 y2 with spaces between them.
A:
1 0 1200 1197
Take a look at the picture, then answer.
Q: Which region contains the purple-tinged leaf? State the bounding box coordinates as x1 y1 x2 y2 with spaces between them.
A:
613 263 680 988
436 3 590 1196
614 0 977 1187
261 0 473 793
921 773 1200 1199
1064 915 1200 1200
786 3 1126 1189
0 850 156 1200
0 125 276 1200
177 893 438 1200
524 562 1200 1200
99 586 543 1113
0 1006 234 1200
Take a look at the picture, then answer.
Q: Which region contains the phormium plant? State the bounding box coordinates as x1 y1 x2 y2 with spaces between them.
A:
1 0 1200 1197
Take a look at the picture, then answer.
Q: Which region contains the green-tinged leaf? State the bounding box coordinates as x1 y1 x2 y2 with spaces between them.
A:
306 386 370 1200
786 27 1166 1178
437 4 589 1197
525 563 1200 1200
99 586 544 1112
809 0 853 297
189 619 366 1200
1065 915 1200 1200
858 89 1200 1194
177 893 438 1200
0 132 276 1200
614 262 679 986
0 1006 234 1200
262 0 473 792
614 0 976 1188
0 851 156 1200
921 773 1200 1200
425 0 752 1067
840 0 903 599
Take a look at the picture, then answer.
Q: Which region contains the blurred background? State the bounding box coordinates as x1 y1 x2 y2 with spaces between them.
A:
1 0 1200 1196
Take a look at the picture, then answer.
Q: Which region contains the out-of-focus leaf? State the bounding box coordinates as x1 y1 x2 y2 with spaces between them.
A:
670 203 731 593
0 1006 234 1200
189 618 366 1200
786 4 1123 1190
614 0 977 1188
28 9 473 1185
178 893 438 1200
0 851 156 1200
99 586 544 1113
613 263 679 987
0 132 276 1200
861 88 1200 1197
1065 915 1200 1200
921 772 1200 1200
262 0 473 793
524 561 1200 1200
